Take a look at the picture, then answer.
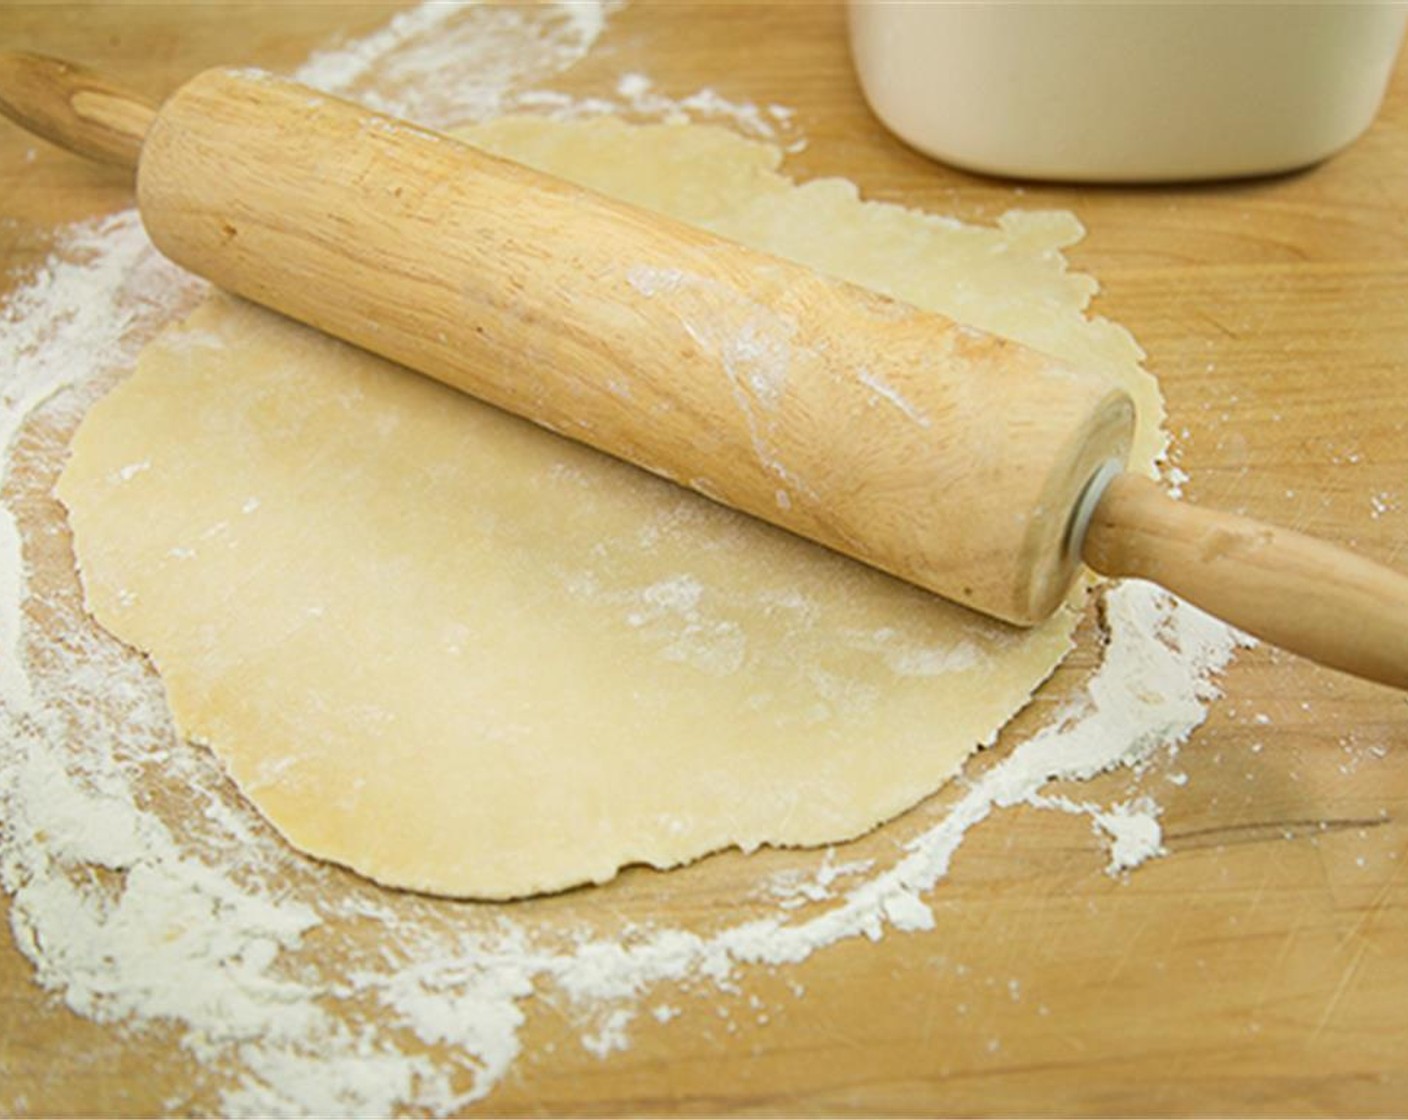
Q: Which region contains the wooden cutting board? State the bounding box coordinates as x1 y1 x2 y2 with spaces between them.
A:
1 3 1405 1115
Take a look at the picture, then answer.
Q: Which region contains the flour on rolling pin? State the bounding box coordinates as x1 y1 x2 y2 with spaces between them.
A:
0 2 1246 1113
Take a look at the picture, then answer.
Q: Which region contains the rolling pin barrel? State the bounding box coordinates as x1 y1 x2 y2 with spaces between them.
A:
134 66 1135 625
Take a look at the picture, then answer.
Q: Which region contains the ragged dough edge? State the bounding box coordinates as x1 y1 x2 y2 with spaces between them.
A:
56 118 1163 899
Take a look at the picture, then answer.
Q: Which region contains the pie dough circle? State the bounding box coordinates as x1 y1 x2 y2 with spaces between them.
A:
57 119 1161 898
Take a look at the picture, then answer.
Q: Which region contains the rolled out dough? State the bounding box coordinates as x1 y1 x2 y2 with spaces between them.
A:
57 118 1161 899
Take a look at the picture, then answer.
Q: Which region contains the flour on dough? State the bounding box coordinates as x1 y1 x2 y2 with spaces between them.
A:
56 118 1161 899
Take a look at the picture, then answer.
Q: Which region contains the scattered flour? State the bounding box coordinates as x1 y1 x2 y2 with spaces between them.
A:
515 70 804 149
625 264 817 500
1092 797 1168 874
857 365 934 429
0 2 1249 1115
1027 789 1169 876
295 0 618 128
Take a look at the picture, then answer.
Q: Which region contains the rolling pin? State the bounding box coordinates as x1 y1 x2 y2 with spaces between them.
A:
3 52 1407 691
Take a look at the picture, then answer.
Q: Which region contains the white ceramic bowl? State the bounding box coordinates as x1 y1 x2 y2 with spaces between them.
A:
849 1 1408 182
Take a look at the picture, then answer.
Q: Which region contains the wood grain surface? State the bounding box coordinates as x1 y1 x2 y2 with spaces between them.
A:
2 3 1406 1116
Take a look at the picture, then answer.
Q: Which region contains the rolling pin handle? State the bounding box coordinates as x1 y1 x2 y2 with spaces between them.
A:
0 51 156 170
1083 473 1408 692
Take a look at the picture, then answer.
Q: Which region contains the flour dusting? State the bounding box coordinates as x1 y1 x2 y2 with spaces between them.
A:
626 264 815 499
295 0 617 127
514 70 804 148
0 2 1246 1114
1092 797 1167 873
857 365 933 429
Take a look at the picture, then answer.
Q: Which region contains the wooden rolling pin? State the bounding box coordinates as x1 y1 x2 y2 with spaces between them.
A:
3 52 1407 691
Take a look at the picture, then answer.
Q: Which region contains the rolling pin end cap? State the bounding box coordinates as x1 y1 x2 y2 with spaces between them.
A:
1064 458 1125 566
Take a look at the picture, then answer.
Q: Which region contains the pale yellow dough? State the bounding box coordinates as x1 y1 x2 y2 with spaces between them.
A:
57 119 1160 899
